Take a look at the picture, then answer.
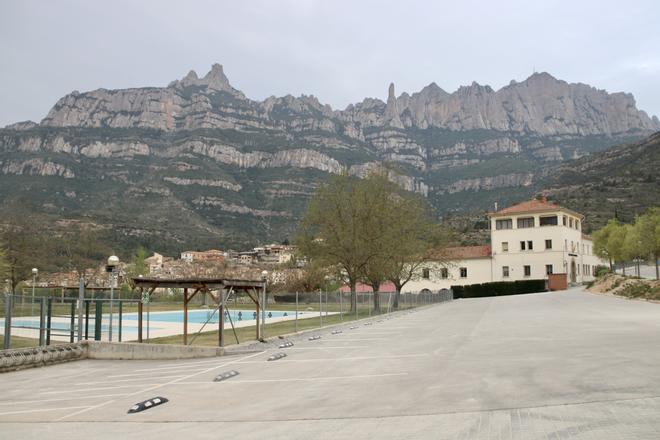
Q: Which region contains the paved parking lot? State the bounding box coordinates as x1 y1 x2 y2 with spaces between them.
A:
2 288 660 439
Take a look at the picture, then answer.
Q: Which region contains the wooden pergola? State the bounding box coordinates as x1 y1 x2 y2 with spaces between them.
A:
132 277 266 346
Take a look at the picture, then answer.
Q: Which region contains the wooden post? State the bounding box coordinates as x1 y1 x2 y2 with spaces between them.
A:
183 288 188 345
219 289 225 347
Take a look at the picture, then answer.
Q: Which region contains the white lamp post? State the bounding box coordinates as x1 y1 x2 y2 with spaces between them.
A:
107 255 119 342
31 268 38 317
261 270 268 340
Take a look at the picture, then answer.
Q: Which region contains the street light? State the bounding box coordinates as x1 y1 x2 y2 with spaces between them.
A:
261 270 268 340
107 255 119 342
31 268 38 317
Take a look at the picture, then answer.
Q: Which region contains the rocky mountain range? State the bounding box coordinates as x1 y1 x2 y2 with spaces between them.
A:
1 64 658 257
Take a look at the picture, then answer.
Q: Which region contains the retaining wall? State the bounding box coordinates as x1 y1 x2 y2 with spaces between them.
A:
1 341 225 372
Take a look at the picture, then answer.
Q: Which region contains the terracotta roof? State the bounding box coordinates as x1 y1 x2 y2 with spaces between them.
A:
491 197 560 215
443 245 492 260
339 281 396 293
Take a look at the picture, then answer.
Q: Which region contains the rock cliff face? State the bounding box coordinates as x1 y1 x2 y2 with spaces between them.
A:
1 64 658 251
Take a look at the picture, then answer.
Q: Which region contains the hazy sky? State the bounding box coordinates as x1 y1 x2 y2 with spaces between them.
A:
1 0 659 126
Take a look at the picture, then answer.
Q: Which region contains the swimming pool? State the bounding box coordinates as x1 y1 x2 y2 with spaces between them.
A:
122 309 306 324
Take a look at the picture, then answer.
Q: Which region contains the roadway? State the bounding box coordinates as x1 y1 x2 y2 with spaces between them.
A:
1 287 660 439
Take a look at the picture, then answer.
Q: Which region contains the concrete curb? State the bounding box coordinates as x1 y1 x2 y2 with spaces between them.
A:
84 340 225 360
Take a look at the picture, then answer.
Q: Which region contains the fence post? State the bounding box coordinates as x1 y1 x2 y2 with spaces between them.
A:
39 296 47 346
118 301 123 342
339 291 343 321
47 297 53 345
69 300 75 343
77 277 85 342
94 301 102 341
84 300 90 340
3 295 12 350
295 291 299 333
319 290 323 328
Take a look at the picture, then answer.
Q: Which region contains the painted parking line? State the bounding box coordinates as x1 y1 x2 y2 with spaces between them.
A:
40 384 167 395
56 350 266 421
177 372 409 385
106 368 209 378
319 338 387 341
0 406 90 417
234 353 429 364
287 346 368 350
0 394 129 406
77 375 188 386
148 358 237 370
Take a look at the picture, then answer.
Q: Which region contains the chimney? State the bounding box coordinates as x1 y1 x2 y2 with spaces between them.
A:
494 202 498 212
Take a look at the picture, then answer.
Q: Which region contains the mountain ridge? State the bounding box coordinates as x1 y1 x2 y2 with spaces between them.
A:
1 64 658 263
29 66 659 137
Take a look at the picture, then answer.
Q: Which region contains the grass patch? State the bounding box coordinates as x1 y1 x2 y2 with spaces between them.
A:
0 335 41 349
147 305 410 347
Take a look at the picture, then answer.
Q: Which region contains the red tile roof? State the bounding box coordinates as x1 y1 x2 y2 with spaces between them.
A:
492 197 560 215
339 281 396 293
442 245 492 260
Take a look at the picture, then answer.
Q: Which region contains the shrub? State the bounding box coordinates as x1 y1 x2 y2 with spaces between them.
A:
595 266 610 277
451 279 546 299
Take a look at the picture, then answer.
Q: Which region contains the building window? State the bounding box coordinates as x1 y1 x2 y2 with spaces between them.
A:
502 242 509 252
546 264 553 275
496 219 513 230
517 217 535 228
440 268 448 279
527 240 533 250
422 268 430 279
563 215 567 226
502 266 510 278
569 218 574 228
520 241 526 251
582 244 585 254
545 239 552 249
460 267 468 278
576 220 580 230
540 216 558 226
524 265 531 277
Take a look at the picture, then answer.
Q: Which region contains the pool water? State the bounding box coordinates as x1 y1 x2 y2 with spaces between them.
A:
122 309 305 324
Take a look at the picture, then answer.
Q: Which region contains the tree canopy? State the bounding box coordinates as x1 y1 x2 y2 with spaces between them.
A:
296 169 446 310
593 207 660 279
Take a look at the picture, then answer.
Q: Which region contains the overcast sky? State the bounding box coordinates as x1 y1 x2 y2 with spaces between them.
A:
1 0 659 126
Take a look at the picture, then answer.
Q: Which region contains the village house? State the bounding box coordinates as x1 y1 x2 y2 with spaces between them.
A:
404 198 605 293
180 249 225 264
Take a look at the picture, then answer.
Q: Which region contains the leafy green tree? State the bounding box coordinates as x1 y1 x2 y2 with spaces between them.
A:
607 221 628 275
593 219 620 270
132 246 149 277
296 172 388 312
60 230 111 287
2 224 41 294
635 207 660 279
384 200 451 309
622 223 644 276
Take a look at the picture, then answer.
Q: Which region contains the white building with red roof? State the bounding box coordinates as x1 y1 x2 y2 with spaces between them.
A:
403 197 605 292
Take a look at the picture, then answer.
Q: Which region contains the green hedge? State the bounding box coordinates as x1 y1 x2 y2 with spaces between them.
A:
451 279 547 299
